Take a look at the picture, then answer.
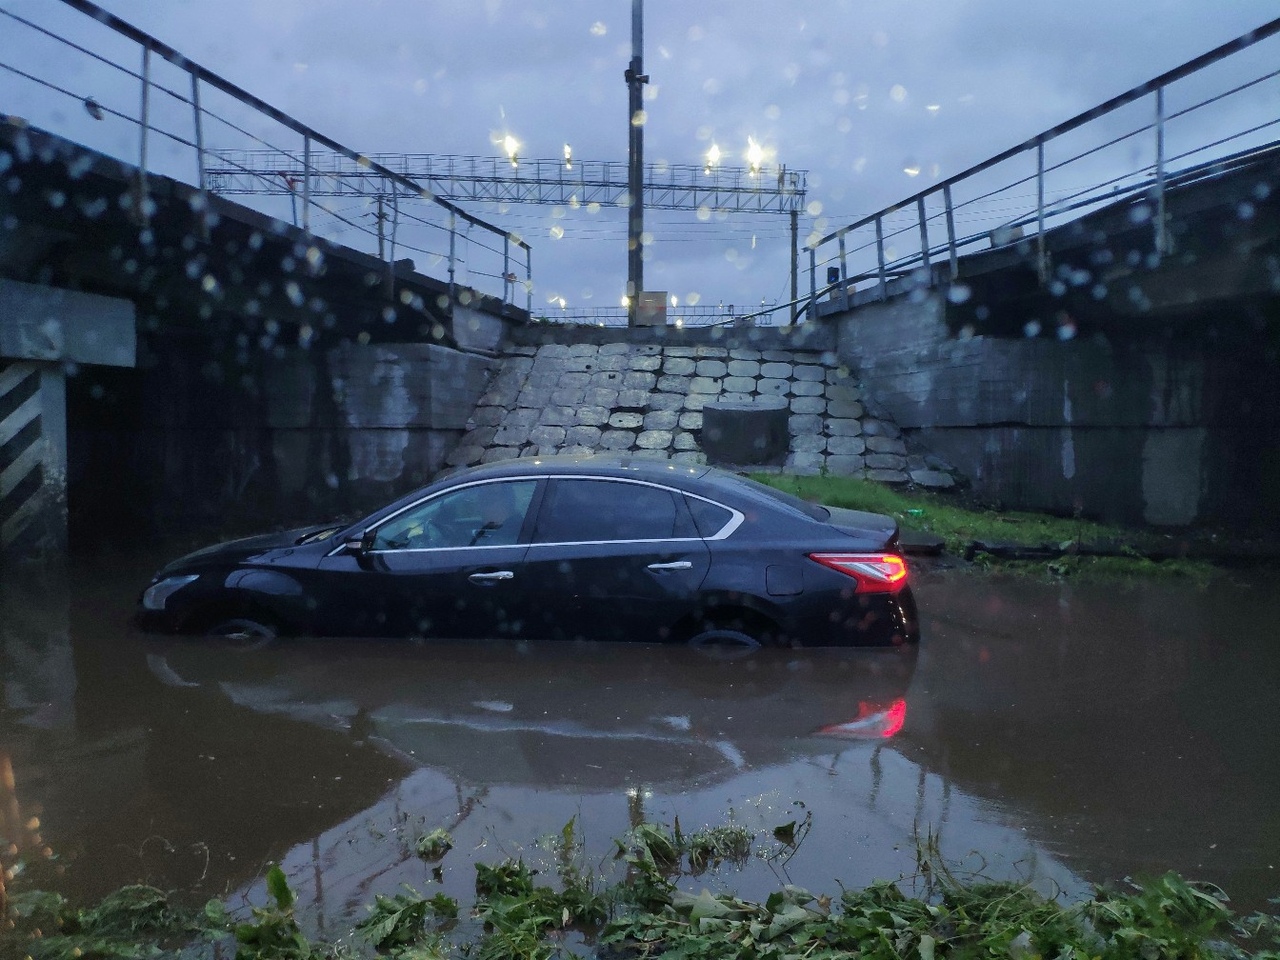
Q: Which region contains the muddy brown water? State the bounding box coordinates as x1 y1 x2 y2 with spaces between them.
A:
3 550 1279 936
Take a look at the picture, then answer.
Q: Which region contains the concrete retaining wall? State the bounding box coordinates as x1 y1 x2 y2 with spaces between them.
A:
834 290 1280 527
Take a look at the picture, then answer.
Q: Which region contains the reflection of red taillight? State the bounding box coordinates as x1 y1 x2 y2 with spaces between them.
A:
808 553 909 593
816 698 908 739
879 698 907 738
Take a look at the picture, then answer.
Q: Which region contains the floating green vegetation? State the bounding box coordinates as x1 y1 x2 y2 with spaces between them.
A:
5 821 1279 960
750 473 1221 582
415 829 454 862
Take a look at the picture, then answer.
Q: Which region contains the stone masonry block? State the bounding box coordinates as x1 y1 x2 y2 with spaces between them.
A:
828 435 866 456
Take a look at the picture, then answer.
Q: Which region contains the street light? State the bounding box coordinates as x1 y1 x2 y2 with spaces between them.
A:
502 135 520 167
704 142 721 174
747 138 764 175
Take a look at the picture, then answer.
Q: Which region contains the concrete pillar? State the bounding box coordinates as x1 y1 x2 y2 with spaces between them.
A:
0 280 135 563
1 361 66 558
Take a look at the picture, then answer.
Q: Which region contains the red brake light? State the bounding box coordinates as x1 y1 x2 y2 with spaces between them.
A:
808 552 908 592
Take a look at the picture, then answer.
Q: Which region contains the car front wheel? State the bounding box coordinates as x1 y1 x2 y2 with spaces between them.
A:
206 617 277 650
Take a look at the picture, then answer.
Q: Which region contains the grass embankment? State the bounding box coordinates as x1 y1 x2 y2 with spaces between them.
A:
750 473 1219 582
4 820 1278 960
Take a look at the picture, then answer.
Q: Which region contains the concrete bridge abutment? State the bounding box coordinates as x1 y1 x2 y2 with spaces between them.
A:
832 289 1280 528
1 279 135 563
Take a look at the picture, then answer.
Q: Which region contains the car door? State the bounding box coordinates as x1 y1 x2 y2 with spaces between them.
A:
312 478 541 638
517 477 711 642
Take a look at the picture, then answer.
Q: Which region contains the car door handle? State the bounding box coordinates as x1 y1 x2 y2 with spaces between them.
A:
647 561 693 571
468 570 514 583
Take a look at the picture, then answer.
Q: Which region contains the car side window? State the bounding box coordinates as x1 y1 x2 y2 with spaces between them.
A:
685 496 735 538
533 479 690 543
373 480 537 550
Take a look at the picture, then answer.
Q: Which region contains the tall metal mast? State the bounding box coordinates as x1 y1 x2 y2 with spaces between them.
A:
625 0 648 325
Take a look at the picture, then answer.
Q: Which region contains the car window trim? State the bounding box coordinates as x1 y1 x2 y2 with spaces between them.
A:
528 475 744 547
683 491 745 540
325 473 744 556
324 477 543 556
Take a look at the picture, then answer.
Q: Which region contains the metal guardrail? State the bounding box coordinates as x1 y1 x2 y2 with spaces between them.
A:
531 302 783 328
804 18 1280 318
0 0 532 313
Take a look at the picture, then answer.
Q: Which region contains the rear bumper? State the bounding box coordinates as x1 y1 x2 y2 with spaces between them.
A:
780 584 920 647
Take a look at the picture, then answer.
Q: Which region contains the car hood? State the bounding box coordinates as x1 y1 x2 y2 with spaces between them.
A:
156 523 342 576
824 506 901 549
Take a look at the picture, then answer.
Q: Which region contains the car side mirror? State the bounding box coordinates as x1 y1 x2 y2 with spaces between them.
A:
344 529 375 554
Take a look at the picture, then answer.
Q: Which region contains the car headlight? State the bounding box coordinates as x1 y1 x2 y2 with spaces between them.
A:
141 574 200 611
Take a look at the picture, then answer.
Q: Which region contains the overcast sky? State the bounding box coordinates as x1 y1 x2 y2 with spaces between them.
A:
9 0 1279 318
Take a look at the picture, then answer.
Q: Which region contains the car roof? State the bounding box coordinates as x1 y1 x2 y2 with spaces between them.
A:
442 453 713 486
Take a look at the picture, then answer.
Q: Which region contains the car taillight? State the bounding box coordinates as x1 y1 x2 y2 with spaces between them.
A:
808 552 908 592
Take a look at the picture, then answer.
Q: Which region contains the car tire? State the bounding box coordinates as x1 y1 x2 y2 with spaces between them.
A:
687 628 761 658
206 617 277 651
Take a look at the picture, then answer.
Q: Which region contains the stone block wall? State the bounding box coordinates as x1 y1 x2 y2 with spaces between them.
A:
446 340 958 489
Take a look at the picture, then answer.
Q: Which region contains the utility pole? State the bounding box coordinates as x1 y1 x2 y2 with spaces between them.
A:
625 0 648 326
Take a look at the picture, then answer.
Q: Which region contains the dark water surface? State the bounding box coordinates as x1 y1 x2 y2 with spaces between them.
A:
3 551 1279 934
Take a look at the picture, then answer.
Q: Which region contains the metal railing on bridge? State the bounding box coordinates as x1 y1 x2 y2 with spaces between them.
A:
531 302 783 329
0 0 531 313
804 18 1280 319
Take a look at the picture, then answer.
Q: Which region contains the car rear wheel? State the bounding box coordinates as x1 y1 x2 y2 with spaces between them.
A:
687 627 761 659
206 617 277 650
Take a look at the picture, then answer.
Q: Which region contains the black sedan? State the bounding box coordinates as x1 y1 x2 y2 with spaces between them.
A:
136 455 920 647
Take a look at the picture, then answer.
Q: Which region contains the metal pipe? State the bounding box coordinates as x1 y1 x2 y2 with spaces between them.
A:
503 234 511 306
808 247 817 322
302 134 312 233
190 72 206 192
790 208 798 313
448 213 457 310
1036 142 1047 282
137 40 150 217
1156 85 1168 256
943 184 958 279
525 247 532 314
917 196 931 273
626 0 646 325
837 232 850 312
875 217 887 301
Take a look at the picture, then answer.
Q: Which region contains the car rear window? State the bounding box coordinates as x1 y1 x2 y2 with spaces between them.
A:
717 474 830 522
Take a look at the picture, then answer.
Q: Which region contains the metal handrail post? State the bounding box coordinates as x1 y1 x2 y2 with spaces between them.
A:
503 234 511 307
837 231 850 311
917 196 931 274
943 184 958 279
1036 142 1047 282
447 213 457 312
875 216 887 301
137 40 151 219
807 247 817 322
190 73 206 192
1155 85 1168 256
190 71 209 240
302 135 312 233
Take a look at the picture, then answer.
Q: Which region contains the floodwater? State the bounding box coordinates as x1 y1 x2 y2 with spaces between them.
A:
3 549 1279 936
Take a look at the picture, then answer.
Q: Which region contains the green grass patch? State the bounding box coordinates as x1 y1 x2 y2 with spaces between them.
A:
750 473 1220 582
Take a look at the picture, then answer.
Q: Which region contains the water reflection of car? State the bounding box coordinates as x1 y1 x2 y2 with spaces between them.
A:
146 639 919 790
137 455 919 647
